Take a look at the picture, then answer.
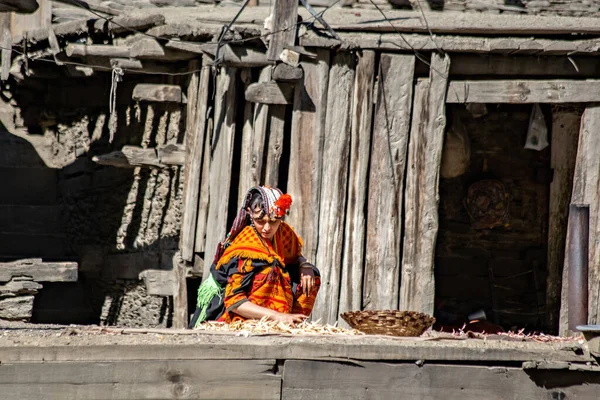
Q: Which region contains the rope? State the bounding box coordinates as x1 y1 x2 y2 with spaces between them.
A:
108 66 124 143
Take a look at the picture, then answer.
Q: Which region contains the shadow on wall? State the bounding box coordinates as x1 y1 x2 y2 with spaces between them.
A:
2 71 186 328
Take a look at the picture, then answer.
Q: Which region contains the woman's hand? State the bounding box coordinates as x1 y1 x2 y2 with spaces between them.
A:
299 265 316 296
271 312 307 325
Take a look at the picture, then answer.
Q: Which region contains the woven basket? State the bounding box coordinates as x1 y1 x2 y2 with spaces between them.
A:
340 310 436 337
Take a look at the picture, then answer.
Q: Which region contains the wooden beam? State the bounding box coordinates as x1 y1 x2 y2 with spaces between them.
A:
0 259 78 282
0 14 11 81
180 59 210 263
272 63 303 82
313 51 355 325
339 50 375 322
173 255 188 329
267 0 298 61
447 80 600 104
363 54 415 310
65 44 130 58
202 67 238 278
300 31 600 56
129 37 196 61
92 144 185 168
560 105 600 334
400 53 450 315
93 14 165 34
245 82 294 105
52 0 121 16
132 84 185 103
546 109 580 332
287 50 329 266
196 43 272 68
282 360 600 399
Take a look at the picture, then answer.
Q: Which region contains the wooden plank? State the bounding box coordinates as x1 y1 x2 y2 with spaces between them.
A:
267 0 298 61
400 54 450 315
0 259 77 282
546 110 580 332
287 50 330 266
93 14 165 34
263 106 285 186
245 82 294 105
65 44 130 58
237 69 259 205
180 58 209 262
363 54 415 310
129 37 195 61
194 43 272 67
560 105 600 334
312 52 355 325
173 256 188 329
132 84 184 103
0 360 280 400
272 63 303 82
202 67 238 278
282 360 600 400
92 144 185 168
338 50 375 320
446 80 600 104
0 14 10 81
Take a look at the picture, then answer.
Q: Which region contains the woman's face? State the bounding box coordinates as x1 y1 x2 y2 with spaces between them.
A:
249 209 282 241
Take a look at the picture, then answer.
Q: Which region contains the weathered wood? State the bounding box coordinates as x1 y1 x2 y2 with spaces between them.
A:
237 67 271 203
180 59 210 262
203 67 238 278
197 43 272 67
52 0 121 16
245 82 294 105
92 144 185 168
447 80 600 104
560 105 600 334
0 360 281 400
93 14 165 34
0 14 11 81
400 54 450 315
129 37 195 61
267 0 298 61
287 50 329 266
272 63 303 82
282 360 600 400
263 106 286 186
312 52 355 324
139 269 175 296
363 54 415 310
0 277 42 297
0 296 35 320
546 110 580 332
0 259 77 282
300 31 600 56
339 50 375 321
173 256 188 329
65 44 130 58
132 84 184 103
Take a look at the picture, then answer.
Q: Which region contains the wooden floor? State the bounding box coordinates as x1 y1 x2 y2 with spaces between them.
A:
1 332 599 400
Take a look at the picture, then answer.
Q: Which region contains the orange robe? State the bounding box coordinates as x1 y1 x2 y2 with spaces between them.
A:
214 222 320 323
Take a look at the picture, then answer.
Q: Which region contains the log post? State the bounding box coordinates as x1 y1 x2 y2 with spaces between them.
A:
312 52 355 324
267 0 298 61
546 108 580 332
400 53 450 315
363 54 415 311
560 104 600 335
339 50 376 321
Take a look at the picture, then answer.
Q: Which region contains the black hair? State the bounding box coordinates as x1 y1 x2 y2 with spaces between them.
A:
248 191 265 218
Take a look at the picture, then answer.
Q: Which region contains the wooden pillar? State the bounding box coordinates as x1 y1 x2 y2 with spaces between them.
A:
287 50 330 266
312 52 355 324
546 109 580 332
267 0 298 61
339 50 376 319
202 67 238 279
400 53 450 315
560 104 600 335
363 54 415 310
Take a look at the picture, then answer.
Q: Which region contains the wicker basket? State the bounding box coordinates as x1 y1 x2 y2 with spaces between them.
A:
340 310 436 337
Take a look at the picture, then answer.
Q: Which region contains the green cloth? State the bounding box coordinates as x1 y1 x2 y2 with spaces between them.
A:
194 274 223 328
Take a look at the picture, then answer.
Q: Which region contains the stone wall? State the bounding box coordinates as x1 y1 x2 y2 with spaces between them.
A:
4 71 187 327
435 104 553 332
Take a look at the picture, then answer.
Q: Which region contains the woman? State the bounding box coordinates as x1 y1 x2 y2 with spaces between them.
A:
190 186 320 327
